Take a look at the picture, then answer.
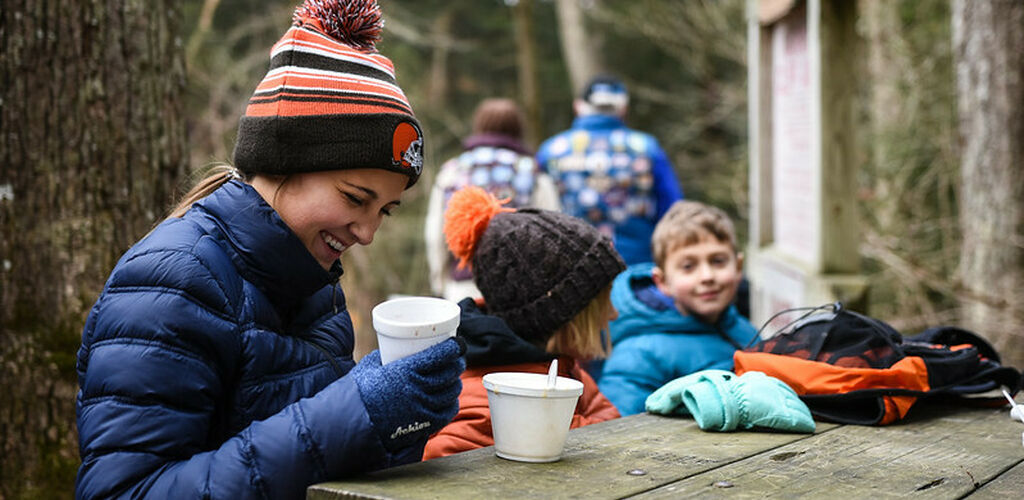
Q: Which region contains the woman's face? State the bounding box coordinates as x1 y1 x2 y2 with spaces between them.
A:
251 169 407 270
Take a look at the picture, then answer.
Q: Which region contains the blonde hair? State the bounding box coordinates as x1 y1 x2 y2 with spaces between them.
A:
651 200 738 268
166 164 245 220
545 285 614 360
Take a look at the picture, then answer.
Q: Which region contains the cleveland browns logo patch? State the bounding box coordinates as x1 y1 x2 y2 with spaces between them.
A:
392 121 423 176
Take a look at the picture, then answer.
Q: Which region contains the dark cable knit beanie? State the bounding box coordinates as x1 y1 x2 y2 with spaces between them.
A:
232 0 424 188
444 187 625 342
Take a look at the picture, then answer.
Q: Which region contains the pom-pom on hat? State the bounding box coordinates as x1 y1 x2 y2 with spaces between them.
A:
444 187 626 342
233 0 424 188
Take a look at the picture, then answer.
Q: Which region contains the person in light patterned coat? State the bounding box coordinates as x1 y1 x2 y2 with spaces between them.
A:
425 98 559 301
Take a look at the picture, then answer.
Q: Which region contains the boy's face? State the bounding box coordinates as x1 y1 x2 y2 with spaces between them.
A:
652 235 743 324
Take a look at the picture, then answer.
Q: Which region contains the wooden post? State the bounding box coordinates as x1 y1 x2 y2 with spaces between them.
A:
746 0 868 331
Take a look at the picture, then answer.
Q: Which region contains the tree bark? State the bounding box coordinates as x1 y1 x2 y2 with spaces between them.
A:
426 7 454 107
513 0 542 148
555 0 603 94
952 0 1024 369
0 0 188 495
861 0 906 230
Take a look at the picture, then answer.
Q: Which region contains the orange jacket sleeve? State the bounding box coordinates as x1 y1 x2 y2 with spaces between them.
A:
423 370 494 460
568 358 621 427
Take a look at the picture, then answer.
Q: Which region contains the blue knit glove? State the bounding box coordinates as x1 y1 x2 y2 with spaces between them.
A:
646 370 815 433
351 337 466 452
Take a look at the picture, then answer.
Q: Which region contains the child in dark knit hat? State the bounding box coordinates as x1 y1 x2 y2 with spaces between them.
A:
424 98 560 302
423 186 625 460
74 2 464 498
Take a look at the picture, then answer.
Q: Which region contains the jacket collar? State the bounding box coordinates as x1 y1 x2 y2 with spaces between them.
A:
461 133 531 155
195 180 342 311
456 298 554 367
571 114 625 131
610 263 742 343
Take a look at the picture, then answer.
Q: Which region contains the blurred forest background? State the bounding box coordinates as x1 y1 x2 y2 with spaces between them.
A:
1 0 1021 497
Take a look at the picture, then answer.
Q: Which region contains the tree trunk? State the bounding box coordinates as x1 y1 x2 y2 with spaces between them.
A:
0 1 188 495
513 0 542 148
427 7 454 107
861 0 905 230
952 0 1024 369
555 0 603 94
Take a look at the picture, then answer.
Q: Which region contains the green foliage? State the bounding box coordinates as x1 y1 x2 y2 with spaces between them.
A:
178 0 966 382
2 1 978 496
179 0 751 340
593 0 750 242
856 0 960 330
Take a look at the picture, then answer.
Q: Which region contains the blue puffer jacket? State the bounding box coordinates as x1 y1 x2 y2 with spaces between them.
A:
599 263 758 416
75 180 416 499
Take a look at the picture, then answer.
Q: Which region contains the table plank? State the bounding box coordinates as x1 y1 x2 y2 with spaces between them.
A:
966 459 1024 499
631 406 1023 499
308 414 836 500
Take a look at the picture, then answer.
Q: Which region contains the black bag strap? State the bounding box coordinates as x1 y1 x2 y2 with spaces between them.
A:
907 325 1024 395
908 326 1001 362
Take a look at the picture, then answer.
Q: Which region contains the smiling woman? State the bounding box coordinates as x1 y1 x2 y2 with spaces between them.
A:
72 1 466 499
251 169 407 270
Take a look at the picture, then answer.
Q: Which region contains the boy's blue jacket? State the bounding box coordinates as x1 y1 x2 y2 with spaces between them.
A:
599 263 758 415
75 181 417 499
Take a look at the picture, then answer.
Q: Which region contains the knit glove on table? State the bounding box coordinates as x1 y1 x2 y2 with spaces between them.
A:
351 337 466 452
645 369 815 433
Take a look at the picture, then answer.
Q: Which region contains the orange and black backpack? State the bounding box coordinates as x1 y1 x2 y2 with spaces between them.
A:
733 303 1023 425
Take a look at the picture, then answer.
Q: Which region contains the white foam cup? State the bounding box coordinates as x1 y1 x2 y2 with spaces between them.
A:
482 372 584 462
371 296 461 365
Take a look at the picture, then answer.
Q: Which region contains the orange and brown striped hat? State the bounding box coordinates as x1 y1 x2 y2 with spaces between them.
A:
232 0 424 188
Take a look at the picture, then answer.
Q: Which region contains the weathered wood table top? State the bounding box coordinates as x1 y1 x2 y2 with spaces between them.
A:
308 405 1023 499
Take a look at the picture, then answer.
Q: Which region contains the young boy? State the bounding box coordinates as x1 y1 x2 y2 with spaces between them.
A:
599 200 758 415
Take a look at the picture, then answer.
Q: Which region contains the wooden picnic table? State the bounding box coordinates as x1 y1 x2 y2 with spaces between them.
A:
308 404 1023 499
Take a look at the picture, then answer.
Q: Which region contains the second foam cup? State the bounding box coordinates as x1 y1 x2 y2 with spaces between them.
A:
482 371 584 462
371 296 461 365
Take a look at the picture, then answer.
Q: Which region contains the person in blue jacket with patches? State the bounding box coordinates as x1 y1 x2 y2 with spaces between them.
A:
599 200 758 415
536 74 683 266
74 2 464 498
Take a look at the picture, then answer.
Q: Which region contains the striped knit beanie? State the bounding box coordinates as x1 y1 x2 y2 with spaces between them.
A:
233 0 424 188
444 187 626 342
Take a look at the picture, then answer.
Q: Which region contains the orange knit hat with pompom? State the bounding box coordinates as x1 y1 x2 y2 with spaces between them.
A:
443 186 514 271
442 186 625 339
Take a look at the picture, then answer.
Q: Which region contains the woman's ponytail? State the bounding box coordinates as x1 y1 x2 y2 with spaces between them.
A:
165 165 244 220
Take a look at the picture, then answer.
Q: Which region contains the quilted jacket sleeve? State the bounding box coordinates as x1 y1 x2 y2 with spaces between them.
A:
75 242 396 499
599 337 675 416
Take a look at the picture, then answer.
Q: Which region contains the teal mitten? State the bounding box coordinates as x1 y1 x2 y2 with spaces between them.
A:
645 369 733 418
645 370 815 433
729 371 815 433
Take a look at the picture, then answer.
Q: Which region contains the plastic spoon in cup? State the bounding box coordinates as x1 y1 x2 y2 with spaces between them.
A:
1002 388 1024 449
1003 388 1023 422
546 359 558 390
